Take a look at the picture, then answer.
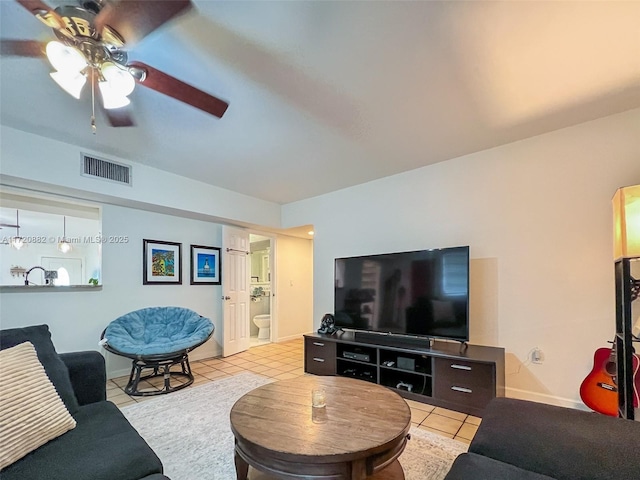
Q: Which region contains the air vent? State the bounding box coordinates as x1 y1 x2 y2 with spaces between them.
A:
81 153 132 186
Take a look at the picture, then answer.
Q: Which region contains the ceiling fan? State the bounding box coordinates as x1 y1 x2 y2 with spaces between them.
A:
1 0 229 130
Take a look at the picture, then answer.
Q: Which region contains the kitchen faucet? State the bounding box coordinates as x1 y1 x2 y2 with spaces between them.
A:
24 266 57 286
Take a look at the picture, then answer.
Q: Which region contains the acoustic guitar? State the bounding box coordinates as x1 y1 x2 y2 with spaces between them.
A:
579 339 640 416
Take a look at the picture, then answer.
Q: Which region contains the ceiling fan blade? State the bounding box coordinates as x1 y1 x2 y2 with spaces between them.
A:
94 0 192 47
0 39 45 57
128 61 229 118
15 0 66 31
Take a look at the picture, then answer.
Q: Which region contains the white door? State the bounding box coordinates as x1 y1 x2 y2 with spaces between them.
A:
222 226 250 356
41 257 83 285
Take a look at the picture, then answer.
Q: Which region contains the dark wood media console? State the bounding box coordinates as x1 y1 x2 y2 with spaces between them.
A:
304 331 505 417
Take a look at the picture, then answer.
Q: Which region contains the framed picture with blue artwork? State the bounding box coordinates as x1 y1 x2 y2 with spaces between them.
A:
190 245 221 285
143 239 182 285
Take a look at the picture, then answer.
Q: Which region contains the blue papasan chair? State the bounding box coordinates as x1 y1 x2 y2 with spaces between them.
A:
101 306 214 396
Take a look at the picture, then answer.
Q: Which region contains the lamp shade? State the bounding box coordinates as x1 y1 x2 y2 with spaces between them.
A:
10 236 25 250
10 210 26 250
98 80 131 109
58 240 72 253
101 62 135 97
613 184 640 259
46 41 87 73
50 71 86 99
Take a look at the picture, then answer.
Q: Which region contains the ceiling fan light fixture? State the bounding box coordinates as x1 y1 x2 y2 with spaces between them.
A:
98 81 131 109
101 62 135 97
34 10 65 30
100 26 125 49
50 71 86 99
46 41 87 73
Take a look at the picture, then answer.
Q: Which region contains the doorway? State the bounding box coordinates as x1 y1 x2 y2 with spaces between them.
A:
249 233 273 347
40 256 84 286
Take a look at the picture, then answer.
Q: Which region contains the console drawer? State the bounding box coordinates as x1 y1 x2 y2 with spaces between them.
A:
304 337 336 375
433 358 495 409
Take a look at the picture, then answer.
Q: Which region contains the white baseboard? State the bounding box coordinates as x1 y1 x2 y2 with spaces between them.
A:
505 387 589 411
190 348 222 362
275 333 305 343
107 348 223 379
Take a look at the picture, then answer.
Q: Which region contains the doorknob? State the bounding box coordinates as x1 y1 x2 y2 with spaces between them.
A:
222 296 231 300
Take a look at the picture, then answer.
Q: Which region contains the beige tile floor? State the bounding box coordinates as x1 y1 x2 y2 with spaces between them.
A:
107 337 480 444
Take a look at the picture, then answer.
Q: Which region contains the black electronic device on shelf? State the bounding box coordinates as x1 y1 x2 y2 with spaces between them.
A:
397 357 416 371
343 351 370 362
333 246 469 343
341 345 372 363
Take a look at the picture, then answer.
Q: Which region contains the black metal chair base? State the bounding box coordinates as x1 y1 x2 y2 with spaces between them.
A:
124 353 194 396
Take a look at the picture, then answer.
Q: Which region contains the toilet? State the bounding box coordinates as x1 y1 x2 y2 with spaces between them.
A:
253 314 271 340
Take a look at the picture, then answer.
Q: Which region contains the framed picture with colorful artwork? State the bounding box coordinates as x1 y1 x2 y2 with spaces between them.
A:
143 239 182 285
190 245 221 285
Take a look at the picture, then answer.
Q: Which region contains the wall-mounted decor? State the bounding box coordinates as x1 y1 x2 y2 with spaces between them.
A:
190 245 221 285
143 239 182 285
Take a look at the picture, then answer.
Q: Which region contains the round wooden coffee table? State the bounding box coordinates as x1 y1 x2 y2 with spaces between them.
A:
230 376 411 480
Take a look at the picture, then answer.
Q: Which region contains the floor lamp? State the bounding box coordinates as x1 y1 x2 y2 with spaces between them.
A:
613 185 640 419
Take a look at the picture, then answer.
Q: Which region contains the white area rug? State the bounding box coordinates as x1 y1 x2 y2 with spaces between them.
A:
121 372 467 480
401 427 468 480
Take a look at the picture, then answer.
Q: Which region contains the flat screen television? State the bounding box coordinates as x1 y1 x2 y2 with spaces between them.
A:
334 246 469 342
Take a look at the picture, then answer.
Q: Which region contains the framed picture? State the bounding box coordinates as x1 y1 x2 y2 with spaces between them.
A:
190 245 221 285
143 239 182 285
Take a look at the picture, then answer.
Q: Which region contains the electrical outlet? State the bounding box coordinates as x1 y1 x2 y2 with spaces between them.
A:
532 348 544 364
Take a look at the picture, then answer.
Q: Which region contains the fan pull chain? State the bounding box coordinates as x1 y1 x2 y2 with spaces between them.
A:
90 68 96 135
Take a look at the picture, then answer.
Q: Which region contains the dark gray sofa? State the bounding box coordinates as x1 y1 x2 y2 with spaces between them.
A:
444 397 640 480
0 325 170 480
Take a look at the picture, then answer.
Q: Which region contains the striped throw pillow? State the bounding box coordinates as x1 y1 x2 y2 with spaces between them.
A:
0 341 76 470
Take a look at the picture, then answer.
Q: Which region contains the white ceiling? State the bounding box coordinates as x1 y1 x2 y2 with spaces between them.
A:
1 1 638 205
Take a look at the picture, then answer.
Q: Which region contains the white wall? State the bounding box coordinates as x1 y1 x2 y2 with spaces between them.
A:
0 126 281 229
0 200 315 378
3 109 636 402
275 235 314 341
0 203 225 377
0 125 306 378
282 108 640 408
